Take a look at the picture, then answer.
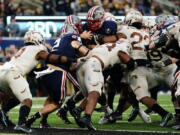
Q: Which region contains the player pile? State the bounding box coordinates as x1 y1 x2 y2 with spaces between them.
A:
0 5 180 133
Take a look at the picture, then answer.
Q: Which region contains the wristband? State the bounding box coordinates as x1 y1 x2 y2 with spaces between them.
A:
163 58 172 66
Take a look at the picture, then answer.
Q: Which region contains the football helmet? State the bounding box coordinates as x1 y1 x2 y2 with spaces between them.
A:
60 24 79 36
24 30 44 45
65 15 83 33
155 14 177 30
124 9 143 28
86 6 105 31
155 14 167 30
143 17 156 29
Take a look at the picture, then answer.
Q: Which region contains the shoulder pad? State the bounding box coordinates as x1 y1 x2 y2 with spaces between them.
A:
166 22 180 31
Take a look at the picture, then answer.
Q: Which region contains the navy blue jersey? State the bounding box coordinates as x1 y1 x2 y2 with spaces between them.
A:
51 33 81 58
82 20 117 45
50 33 81 70
83 20 117 35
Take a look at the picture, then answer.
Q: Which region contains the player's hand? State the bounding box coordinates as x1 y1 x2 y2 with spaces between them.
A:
153 61 165 69
80 31 93 40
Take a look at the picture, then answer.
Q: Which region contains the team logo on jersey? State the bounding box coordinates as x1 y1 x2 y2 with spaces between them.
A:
106 28 111 34
72 35 77 39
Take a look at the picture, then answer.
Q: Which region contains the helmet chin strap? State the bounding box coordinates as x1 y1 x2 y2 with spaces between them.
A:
24 42 36 46
130 22 143 29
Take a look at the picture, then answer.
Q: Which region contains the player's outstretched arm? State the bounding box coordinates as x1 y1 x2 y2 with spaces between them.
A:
35 51 74 65
71 40 90 56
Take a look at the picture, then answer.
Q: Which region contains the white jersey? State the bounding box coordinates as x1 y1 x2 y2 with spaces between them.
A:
166 22 180 46
103 12 116 22
5 45 47 76
117 25 150 60
88 39 131 69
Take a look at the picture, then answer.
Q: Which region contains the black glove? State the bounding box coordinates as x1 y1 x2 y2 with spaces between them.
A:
155 33 168 48
167 49 180 59
153 58 172 68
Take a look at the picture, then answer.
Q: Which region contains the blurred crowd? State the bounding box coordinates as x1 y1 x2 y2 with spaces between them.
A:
0 0 179 38
0 0 179 60
0 44 19 63
0 0 179 16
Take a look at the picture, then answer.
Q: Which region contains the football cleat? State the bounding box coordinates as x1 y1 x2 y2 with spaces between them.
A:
39 121 51 128
99 115 109 124
138 108 151 123
25 116 36 128
14 124 32 134
167 118 180 130
159 113 173 127
128 108 139 122
56 108 72 124
99 106 113 124
108 112 122 123
79 115 96 131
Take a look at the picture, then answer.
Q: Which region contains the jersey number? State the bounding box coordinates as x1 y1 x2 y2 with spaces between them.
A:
147 50 163 61
131 32 143 46
130 32 149 48
51 38 61 52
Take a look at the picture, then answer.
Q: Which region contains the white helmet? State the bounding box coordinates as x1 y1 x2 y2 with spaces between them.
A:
65 15 82 33
155 14 167 29
155 14 177 30
143 17 156 29
60 24 79 36
24 30 44 45
124 9 143 26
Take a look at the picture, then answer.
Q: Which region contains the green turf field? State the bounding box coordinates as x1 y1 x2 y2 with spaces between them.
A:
8 94 180 132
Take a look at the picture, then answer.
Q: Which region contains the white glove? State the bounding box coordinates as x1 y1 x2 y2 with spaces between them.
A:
34 68 55 78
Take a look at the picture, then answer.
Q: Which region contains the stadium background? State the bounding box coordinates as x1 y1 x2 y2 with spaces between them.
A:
0 0 179 134
0 0 179 96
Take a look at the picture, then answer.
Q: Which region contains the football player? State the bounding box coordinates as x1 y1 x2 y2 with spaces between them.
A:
73 38 135 130
25 24 90 129
114 10 173 126
56 15 93 125
63 6 119 125
149 14 180 129
0 30 73 133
